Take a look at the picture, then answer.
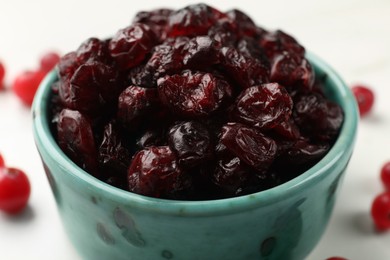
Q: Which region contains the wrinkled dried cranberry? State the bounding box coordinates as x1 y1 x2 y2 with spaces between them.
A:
157 70 232 117
232 83 292 129
133 9 173 42
182 36 220 69
168 121 213 167
98 122 131 175
109 23 157 70
220 123 277 174
226 9 259 38
293 93 343 141
57 109 98 175
272 119 300 140
260 30 305 59
220 47 269 89
128 146 191 198
270 52 314 91
168 4 222 37
208 19 238 45
117 86 159 129
77 38 111 65
283 139 330 166
237 37 269 64
59 61 118 115
58 52 78 80
136 128 167 148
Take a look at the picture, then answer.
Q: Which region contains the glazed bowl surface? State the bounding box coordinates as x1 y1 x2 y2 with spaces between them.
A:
32 52 358 260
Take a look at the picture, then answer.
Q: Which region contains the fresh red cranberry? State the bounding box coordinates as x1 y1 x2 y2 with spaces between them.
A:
371 191 390 231
12 70 46 106
351 85 374 117
326 257 348 260
40 51 61 72
0 167 31 215
0 61 5 90
380 161 390 190
0 153 5 168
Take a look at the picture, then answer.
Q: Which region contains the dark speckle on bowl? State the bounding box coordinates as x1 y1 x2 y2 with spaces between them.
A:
161 250 174 259
91 196 98 205
260 237 276 257
113 207 145 247
96 222 115 245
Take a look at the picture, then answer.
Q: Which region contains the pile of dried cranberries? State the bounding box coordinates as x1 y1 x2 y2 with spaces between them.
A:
51 4 343 200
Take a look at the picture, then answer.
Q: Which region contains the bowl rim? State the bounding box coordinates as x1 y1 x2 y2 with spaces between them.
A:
32 52 359 216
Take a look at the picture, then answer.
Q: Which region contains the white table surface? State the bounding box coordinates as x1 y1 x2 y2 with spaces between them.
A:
1 0 390 259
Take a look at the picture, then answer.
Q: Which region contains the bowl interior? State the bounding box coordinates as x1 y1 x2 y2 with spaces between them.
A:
32 52 359 215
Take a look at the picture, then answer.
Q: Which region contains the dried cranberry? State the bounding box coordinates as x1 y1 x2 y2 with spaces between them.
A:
236 37 269 65
272 119 300 140
226 9 259 38
182 36 220 69
59 61 118 115
220 123 277 174
127 146 191 198
260 30 305 59
136 128 167 148
157 70 232 117
57 109 98 175
283 139 330 166
117 86 159 129
58 52 78 80
293 93 343 141
76 38 111 65
232 83 293 129
168 121 213 167
98 122 131 175
109 23 157 70
220 47 269 89
168 4 221 37
133 9 173 42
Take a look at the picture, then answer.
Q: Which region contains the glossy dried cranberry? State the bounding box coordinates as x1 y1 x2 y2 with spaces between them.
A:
168 4 222 37
133 8 173 42
272 119 300 140
58 52 78 80
232 83 293 129
57 109 98 175
59 61 118 114
260 30 305 59
109 23 157 70
136 128 167 148
220 47 269 89
284 139 330 166
182 36 220 69
236 37 269 65
127 146 191 198
117 86 159 129
270 52 314 91
157 70 232 117
220 123 277 174
168 121 213 167
226 9 259 38
98 122 131 175
208 18 237 45
293 93 343 141
76 38 111 65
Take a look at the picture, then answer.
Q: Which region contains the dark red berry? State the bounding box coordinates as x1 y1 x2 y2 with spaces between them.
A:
58 52 78 80
380 162 390 190
168 121 213 167
220 123 277 174
226 9 258 38
371 191 390 231
12 70 46 106
127 146 191 198
272 119 300 140
133 8 173 42
109 23 157 70
182 36 220 69
0 61 6 90
220 47 269 89
157 70 232 117
40 51 61 72
117 86 159 129
0 167 31 215
57 109 98 175
326 257 348 260
260 30 305 59
77 38 111 65
351 85 374 117
232 83 293 129
0 153 5 168
283 139 330 166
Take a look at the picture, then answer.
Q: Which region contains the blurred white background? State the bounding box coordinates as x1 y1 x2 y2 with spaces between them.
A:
1 0 390 259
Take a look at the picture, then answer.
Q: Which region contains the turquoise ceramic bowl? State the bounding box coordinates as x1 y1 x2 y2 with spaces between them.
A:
32 52 358 260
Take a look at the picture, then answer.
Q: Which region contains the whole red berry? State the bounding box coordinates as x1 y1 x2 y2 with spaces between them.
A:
371 191 390 231
380 161 390 190
0 167 31 214
351 85 374 117
0 154 5 168
12 70 46 106
326 257 348 260
40 51 61 72
0 61 5 90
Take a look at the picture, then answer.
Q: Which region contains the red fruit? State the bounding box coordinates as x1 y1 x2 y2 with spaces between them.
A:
40 51 61 72
326 257 348 260
371 191 390 231
12 70 46 106
0 61 5 90
0 153 4 168
380 161 390 190
351 85 374 117
0 167 31 214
